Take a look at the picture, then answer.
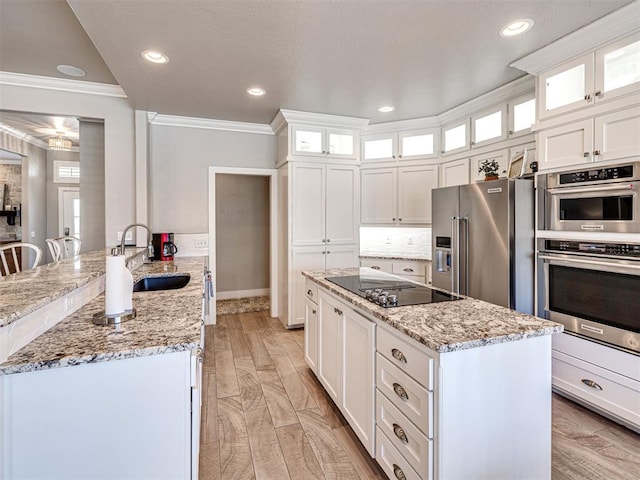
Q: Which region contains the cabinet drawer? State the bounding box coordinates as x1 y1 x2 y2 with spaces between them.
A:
377 326 434 390
377 390 433 478
377 354 433 437
553 350 640 428
305 281 318 304
394 273 425 284
360 258 393 273
392 260 426 277
376 427 424 480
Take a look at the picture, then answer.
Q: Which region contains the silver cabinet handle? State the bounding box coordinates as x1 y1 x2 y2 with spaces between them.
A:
403 267 414 272
393 382 409 401
333 307 343 316
594 90 602 97
307 289 313 297
392 423 409 444
371 265 381 270
392 464 406 480
391 348 407 363
581 379 603 390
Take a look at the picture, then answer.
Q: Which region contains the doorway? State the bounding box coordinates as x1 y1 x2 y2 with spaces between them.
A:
208 167 277 324
58 186 80 238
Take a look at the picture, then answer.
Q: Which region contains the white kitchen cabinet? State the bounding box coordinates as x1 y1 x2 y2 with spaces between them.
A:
471 149 509 182
304 289 319 373
291 245 358 326
360 258 432 285
471 105 507 148
362 128 439 163
537 105 640 170
292 125 357 159
361 165 438 225
318 291 343 404
441 121 469 155
292 163 359 246
439 158 469 186
538 33 640 120
2 350 200 479
360 258 393 273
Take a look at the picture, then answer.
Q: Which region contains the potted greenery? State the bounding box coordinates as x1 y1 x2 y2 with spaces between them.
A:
478 159 500 181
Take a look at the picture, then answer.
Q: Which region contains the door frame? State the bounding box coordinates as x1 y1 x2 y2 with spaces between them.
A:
58 186 80 237
207 166 278 324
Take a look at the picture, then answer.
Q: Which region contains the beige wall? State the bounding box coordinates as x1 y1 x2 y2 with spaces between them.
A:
79 120 105 252
0 162 21 239
215 174 269 294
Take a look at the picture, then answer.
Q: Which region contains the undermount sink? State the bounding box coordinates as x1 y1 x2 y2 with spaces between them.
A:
133 274 191 292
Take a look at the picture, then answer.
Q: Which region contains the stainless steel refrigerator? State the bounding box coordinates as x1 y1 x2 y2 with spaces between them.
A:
432 178 534 314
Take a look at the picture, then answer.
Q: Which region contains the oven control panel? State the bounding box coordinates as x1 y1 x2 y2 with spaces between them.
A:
558 164 634 185
546 240 640 257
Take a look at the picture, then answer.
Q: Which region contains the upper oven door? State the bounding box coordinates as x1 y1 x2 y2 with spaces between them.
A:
540 252 640 352
546 181 639 233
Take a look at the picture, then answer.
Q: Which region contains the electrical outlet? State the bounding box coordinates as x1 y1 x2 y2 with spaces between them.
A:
195 239 208 249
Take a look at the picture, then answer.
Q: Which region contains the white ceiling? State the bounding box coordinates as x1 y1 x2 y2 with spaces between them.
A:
0 112 80 148
0 0 634 125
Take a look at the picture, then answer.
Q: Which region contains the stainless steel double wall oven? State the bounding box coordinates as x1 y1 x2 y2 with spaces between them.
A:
538 161 640 354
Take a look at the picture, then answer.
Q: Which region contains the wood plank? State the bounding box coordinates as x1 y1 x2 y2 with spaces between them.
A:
257 367 299 428
228 319 252 359
201 372 219 444
244 407 291 480
203 325 216 373
271 353 317 412
245 330 274 371
297 408 360 480
234 356 266 411
238 312 263 333
333 426 385 479
297 366 346 430
217 396 255 480
277 331 307 369
215 349 240 398
199 440 221 480
213 321 231 352
275 423 324 480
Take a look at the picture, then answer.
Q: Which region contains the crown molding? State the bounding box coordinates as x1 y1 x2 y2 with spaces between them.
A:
362 116 440 135
0 71 127 98
437 75 534 125
510 1 640 75
150 113 273 135
273 109 370 132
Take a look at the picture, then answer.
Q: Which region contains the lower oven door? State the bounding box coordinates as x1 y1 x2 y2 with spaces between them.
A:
540 252 640 353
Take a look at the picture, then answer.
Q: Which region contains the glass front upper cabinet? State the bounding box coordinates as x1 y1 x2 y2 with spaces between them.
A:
471 106 506 147
442 122 469 155
539 53 594 119
362 128 438 162
509 95 536 137
292 126 356 158
399 129 437 159
596 33 640 101
293 126 324 155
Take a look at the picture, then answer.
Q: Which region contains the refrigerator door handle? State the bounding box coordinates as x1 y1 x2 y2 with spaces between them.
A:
451 216 460 295
461 216 469 296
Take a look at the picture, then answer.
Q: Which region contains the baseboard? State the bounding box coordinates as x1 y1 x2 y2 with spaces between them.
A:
216 288 270 300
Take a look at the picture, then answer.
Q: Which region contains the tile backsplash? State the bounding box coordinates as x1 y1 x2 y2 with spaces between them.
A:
360 227 431 258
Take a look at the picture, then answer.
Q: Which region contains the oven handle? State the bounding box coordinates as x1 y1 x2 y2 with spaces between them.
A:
547 183 636 195
538 254 640 271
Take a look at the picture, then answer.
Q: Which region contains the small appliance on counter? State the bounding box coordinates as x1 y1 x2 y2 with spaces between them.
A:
152 233 178 261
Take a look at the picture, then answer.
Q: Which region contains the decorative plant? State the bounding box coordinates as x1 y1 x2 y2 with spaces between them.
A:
478 159 500 178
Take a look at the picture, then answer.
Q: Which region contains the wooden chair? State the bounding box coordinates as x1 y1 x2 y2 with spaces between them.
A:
0 242 42 275
47 236 82 262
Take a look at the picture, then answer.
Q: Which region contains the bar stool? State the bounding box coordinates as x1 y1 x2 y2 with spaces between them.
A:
0 242 42 276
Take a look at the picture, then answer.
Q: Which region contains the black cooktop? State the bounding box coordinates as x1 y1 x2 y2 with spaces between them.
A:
326 272 461 308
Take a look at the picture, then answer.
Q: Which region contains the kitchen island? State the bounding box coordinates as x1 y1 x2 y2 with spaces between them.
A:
303 267 563 480
0 253 206 480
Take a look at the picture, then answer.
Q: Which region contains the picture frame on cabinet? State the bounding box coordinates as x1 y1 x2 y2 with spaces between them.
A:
508 148 536 178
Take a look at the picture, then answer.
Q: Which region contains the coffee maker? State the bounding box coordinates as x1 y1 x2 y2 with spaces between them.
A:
152 233 178 261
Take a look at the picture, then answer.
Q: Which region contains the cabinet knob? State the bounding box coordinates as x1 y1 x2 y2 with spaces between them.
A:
584 94 592 101
327 238 331 243
403 268 414 272
393 423 409 444
322 251 326 254
398 218 402 222
581 379 603 390
398 154 402 159
594 90 602 97
583 152 590 158
307 289 313 297
392 464 406 480
392 217 396 221
391 348 407 363
322 239 326 243
392 154 396 159
334 308 343 316
312 309 316 315
392 382 409 401
327 250 331 254
371 266 381 270
594 150 601 156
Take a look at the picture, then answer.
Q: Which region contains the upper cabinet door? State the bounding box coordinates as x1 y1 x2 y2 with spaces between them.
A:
595 33 640 103
440 158 470 187
398 128 439 160
326 129 357 159
362 134 396 163
442 121 470 156
539 53 595 120
361 168 397 224
594 106 640 163
292 163 325 245
537 119 594 170
325 165 359 245
398 165 439 224
292 126 325 156
471 105 507 148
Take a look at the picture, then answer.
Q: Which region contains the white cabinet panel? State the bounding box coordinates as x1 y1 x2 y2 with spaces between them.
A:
398 165 439 224
325 166 358 244
537 119 593 170
305 298 319 373
440 158 470 187
342 306 376 454
594 106 640 162
595 32 640 103
360 258 393 273
361 168 397 224
292 164 325 246
291 247 325 326
292 125 325 156
318 291 343 403
471 150 508 182
325 244 359 269
539 53 594 119
291 125 357 159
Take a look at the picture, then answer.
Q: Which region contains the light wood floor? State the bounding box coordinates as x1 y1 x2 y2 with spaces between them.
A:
199 311 640 480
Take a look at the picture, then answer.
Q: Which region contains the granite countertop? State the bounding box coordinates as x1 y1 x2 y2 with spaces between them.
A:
0 247 146 328
303 267 563 353
0 256 206 375
360 253 432 261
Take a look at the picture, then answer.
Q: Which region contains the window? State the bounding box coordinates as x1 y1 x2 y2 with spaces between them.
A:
54 161 80 183
364 138 393 160
473 110 503 144
444 123 467 153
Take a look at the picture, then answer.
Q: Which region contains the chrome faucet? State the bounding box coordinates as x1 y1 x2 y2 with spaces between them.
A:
118 223 154 264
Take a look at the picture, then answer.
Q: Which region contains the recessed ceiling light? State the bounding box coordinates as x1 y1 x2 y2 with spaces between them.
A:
141 50 169 64
56 64 86 77
378 106 395 113
499 18 534 37
246 87 266 96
